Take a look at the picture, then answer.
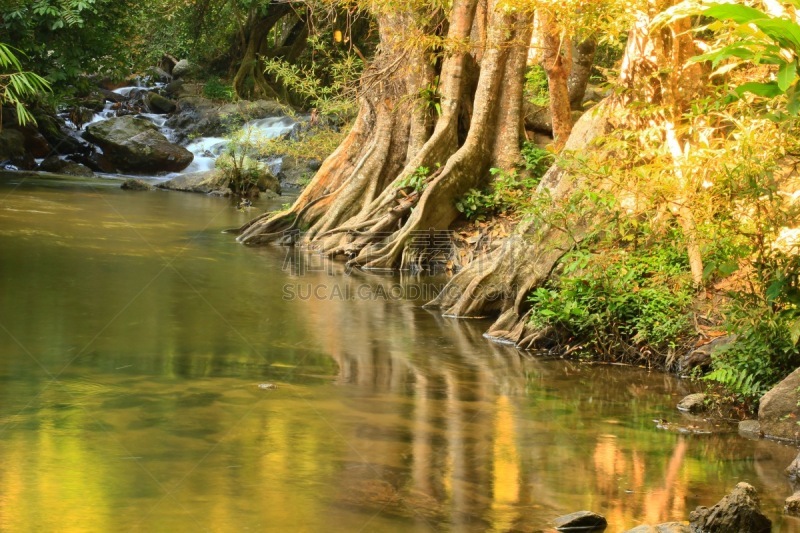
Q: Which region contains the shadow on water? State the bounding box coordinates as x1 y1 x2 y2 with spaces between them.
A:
0 177 799 531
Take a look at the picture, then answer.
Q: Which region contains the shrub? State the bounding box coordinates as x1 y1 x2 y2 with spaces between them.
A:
203 76 234 101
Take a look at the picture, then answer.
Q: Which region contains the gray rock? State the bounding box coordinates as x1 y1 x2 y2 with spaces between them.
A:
145 92 177 114
165 97 290 143
277 155 316 190
785 451 800 478
623 523 690 533
171 59 195 79
689 482 771 533
738 420 762 439
0 128 26 161
759 367 800 442
679 335 735 375
38 156 94 177
553 510 607 531
677 393 707 414
157 169 226 193
84 116 193 173
120 178 153 191
786 491 800 517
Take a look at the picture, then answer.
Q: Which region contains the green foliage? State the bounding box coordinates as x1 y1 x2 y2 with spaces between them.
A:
529 230 695 361
419 76 442 116
0 43 51 127
524 65 549 107
662 1 800 114
456 142 554 220
203 77 234 102
263 33 364 121
216 127 269 198
397 166 430 192
705 297 799 402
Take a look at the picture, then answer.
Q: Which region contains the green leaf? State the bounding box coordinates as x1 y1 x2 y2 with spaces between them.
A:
790 317 800 345
779 61 798 92
736 81 782 98
704 4 768 24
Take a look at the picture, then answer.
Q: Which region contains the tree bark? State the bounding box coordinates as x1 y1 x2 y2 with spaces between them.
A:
238 0 533 273
568 37 597 110
539 11 573 150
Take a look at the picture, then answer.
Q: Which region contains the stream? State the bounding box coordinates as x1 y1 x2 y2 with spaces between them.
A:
1 94 800 531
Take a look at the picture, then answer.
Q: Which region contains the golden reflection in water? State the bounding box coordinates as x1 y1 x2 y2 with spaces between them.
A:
1 184 800 531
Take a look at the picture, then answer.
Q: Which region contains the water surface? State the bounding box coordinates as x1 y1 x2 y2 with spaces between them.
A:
0 174 799 532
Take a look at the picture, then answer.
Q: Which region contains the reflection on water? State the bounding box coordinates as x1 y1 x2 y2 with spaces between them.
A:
1 175 800 531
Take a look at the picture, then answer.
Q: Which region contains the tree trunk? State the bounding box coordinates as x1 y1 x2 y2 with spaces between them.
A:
427 2 708 348
539 11 573 150
232 5 291 100
238 0 534 273
568 37 597 110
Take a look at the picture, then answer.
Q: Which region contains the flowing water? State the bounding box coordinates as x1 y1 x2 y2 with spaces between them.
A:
1 174 800 532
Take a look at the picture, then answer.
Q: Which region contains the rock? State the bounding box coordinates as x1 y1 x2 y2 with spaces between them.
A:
33 110 91 156
786 451 800 478
157 169 226 193
623 523 690 533
79 91 107 112
277 155 316 190
171 59 195 79
526 103 552 134
38 155 94 177
98 88 127 104
786 491 800 517
552 510 607 531
677 393 707 414
679 335 735 375
84 116 193 173
689 482 771 533
256 168 281 194
120 178 153 191
0 128 26 161
738 420 762 439
147 66 172 83
145 92 177 114
164 80 185 98
165 97 290 143
759 367 800 442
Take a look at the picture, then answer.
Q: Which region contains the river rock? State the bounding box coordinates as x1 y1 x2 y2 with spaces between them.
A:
84 116 193 173
786 451 800 478
33 109 90 156
689 482 771 533
758 367 800 442
171 59 195 79
120 178 153 191
679 335 735 375
552 510 607 531
38 156 94 177
145 92 177 114
623 523 690 533
277 155 317 190
677 393 707 414
157 169 226 193
166 97 289 142
0 128 26 161
738 419 762 439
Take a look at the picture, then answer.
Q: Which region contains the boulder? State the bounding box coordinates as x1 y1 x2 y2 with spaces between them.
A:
165 97 289 143
98 88 127 104
120 178 153 191
157 169 226 193
552 510 607 531
84 116 193 173
33 110 91 156
738 420 762 439
0 128 26 161
38 155 94 177
277 155 316 190
623 523 690 533
786 491 800 517
786 451 800 479
688 482 771 533
145 92 177 114
677 393 707 414
758 367 800 442
679 336 735 375
172 59 195 79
